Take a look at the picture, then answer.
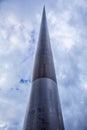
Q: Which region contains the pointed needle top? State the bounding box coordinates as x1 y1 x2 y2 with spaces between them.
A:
43 5 45 10
43 5 46 15
42 5 46 21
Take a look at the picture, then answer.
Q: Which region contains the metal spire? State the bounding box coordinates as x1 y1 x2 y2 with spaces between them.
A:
32 6 57 82
23 6 65 130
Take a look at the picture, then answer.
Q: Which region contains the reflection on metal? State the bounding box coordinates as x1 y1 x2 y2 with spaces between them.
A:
23 6 65 130
32 6 56 82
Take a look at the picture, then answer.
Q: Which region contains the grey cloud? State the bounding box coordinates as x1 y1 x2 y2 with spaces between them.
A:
0 0 87 130
49 1 87 129
57 34 87 130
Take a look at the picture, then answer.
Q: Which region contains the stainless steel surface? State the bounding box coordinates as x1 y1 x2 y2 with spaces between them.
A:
23 78 64 130
32 6 56 82
23 6 65 130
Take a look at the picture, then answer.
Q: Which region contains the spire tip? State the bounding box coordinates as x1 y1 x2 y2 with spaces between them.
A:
43 5 46 12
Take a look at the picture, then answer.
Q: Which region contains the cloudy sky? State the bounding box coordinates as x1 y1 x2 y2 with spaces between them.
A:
0 0 87 130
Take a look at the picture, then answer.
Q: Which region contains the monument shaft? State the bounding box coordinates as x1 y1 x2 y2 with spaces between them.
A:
23 7 65 130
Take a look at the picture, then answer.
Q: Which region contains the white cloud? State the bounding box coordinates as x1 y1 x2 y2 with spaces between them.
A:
0 0 87 130
48 10 78 52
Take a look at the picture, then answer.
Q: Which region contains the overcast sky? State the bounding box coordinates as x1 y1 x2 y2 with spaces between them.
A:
0 0 87 130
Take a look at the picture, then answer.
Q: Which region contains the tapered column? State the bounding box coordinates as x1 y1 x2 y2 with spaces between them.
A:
23 6 65 130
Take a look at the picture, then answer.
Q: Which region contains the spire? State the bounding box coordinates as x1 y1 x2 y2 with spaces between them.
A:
32 6 57 82
23 7 65 130
43 5 46 15
42 5 46 20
